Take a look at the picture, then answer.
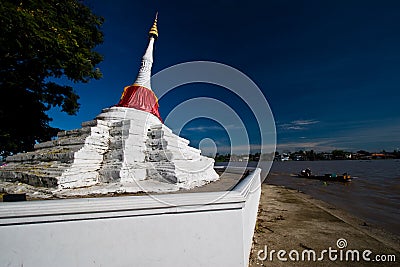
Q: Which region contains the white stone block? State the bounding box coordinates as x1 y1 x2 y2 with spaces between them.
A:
120 167 147 182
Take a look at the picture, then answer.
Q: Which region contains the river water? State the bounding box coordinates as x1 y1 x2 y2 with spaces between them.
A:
265 160 400 236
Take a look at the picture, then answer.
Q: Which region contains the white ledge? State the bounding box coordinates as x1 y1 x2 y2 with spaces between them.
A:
0 168 262 267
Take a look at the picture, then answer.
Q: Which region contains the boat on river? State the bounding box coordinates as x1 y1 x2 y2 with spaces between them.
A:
297 168 351 182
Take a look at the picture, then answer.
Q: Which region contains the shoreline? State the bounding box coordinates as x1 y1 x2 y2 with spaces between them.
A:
266 160 400 237
249 184 399 266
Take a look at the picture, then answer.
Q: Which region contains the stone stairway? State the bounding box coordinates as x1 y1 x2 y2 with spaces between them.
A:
0 122 93 187
146 125 219 189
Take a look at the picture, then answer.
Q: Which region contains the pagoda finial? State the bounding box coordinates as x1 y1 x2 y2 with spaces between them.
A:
149 12 158 39
115 12 162 121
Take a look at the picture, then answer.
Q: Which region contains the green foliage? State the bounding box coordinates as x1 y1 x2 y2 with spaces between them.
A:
0 0 104 157
331 150 345 159
214 153 230 162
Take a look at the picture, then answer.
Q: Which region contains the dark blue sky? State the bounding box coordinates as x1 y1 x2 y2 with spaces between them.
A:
48 0 400 153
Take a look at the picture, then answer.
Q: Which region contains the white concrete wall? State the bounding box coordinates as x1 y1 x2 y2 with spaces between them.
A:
0 168 262 267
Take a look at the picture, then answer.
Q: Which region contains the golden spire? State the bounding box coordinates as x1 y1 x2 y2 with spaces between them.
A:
149 12 158 39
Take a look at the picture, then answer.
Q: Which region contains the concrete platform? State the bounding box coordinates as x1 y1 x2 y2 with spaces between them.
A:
0 167 248 200
178 167 249 193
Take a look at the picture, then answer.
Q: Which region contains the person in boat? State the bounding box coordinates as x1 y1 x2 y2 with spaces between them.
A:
300 168 312 177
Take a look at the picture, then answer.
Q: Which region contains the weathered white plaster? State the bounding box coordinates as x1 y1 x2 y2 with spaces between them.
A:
134 37 155 88
67 106 219 190
1 105 219 192
59 120 112 188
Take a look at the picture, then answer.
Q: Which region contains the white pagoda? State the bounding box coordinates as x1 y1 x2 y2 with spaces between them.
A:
0 14 219 193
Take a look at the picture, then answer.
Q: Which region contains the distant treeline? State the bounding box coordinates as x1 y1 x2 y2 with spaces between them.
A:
276 149 400 161
214 152 274 162
214 150 400 162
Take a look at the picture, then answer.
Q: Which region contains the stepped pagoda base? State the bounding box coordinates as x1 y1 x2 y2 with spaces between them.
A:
0 107 219 195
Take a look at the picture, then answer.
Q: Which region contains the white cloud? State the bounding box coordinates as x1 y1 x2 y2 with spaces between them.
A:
277 118 400 152
210 143 275 154
292 119 320 125
279 119 320 131
277 140 338 152
180 124 242 133
183 125 222 132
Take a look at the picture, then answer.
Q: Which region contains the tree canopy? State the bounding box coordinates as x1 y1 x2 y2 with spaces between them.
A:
0 0 104 157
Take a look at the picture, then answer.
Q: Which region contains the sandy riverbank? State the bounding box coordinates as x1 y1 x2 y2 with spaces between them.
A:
249 184 399 266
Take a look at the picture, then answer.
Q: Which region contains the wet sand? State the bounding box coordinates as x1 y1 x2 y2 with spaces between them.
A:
249 183 399 266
